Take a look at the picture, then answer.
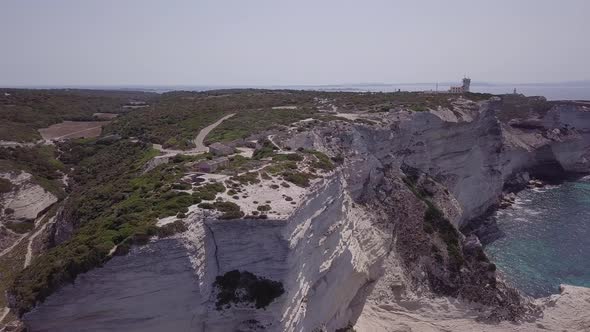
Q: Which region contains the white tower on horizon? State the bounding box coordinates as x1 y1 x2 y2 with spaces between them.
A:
462 77 471 93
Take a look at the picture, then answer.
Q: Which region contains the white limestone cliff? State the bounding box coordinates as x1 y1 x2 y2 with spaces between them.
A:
20 98 590 332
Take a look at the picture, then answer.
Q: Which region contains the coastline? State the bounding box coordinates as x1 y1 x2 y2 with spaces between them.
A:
476 174 590 298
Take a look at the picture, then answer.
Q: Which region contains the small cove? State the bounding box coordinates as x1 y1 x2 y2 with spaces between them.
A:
485 177 590 297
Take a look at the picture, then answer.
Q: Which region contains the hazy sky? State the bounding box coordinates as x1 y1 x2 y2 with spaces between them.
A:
2 0 589 86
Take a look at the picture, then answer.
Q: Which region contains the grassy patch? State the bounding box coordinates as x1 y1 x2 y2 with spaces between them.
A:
230 172 260 185
305 150 334 171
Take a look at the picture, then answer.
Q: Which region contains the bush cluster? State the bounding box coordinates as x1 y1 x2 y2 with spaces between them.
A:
214 270 285 310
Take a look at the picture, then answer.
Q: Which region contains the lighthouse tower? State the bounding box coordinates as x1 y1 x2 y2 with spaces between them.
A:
462 77 471 93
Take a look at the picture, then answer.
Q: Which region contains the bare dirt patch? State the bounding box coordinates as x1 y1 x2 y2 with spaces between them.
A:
92 113 118 120
38 121 110 140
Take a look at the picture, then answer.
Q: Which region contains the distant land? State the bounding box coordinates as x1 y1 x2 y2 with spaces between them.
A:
3 80 590 100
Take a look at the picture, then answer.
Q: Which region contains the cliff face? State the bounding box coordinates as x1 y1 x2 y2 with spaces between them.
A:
330 99 590 227
22 98 590 331
187 176 387 331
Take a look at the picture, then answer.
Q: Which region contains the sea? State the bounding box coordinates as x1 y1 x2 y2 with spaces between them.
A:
485 177 590 298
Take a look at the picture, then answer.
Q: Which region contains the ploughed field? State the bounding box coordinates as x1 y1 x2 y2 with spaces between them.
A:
38 121 110 140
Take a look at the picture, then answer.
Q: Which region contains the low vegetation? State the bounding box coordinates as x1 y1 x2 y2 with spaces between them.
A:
305 150 334 171
423 203 463 267
401 167 464 268
213 201 244 219
0 89 153 142
213 270 285 310
8 140 203 315
0 178 13 193
107 90 317 149
252 139 279 160
5 221 35 234
0 145 66 198
283 171 315 187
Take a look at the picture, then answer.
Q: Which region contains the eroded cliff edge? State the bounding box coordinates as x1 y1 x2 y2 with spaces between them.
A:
19 97 590 331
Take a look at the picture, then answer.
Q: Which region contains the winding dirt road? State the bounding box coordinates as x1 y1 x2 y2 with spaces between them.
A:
153 113 235 156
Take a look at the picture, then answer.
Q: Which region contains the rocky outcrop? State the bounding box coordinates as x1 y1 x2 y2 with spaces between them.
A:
0 171 57 222
0 171 58 254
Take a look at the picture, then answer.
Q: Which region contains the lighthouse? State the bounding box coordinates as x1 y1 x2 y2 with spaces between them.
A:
462 77 471 93
448 76 472 94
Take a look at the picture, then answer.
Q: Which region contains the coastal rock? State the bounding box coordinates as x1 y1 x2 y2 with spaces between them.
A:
0 171 57 222
19 97 590 331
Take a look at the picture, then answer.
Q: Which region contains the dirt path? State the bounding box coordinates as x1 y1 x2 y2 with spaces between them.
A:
193 113 235 151
267 134 280 151
152 113 235 156
0 307 9 325
0 234 26 258
24 216 55 268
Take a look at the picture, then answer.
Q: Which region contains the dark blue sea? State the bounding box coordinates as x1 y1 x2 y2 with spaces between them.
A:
485 177 590 298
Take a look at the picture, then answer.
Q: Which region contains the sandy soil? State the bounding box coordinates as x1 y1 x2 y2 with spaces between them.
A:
334 112 362 120
38 121 110 140
271 106 298 110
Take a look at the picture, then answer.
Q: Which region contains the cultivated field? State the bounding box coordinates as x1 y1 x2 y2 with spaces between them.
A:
38 121 110 140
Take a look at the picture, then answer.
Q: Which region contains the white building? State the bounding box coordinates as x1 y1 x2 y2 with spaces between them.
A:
449 77 471 93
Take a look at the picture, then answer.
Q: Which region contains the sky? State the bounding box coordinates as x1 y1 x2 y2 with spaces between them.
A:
1 0 589 86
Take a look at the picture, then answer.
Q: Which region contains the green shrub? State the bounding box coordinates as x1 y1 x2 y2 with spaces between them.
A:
213 270 285 310
0 178 13 193
305 150 334 171
283 171 314 187
257 204 271 212
219 210 245 219
252 139 278 160
264 161 297 175
172 182 191 190
231 172 259 185
5 221 34 234
198 202 214 209
272 153 303 162
157 220 187 237
194 182 226 200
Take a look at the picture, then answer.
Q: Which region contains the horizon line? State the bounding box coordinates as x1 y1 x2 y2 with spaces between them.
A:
2 80 590 90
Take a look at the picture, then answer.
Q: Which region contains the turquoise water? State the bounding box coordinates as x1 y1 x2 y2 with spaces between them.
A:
485 177 590 298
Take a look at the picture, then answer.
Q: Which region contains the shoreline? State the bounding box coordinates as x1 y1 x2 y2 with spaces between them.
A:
472 173 590 299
